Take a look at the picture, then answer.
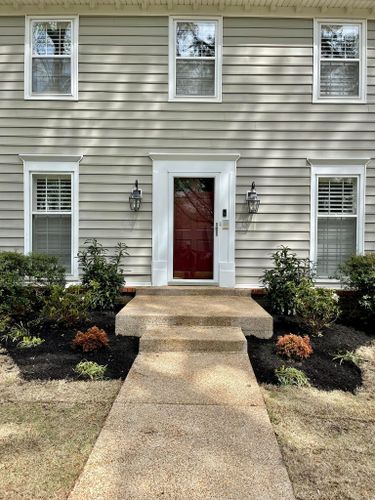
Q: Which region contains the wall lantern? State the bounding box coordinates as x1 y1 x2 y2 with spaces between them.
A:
245 181 260 214
129 179 143 212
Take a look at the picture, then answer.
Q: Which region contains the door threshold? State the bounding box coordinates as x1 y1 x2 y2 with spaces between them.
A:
168 281 219 286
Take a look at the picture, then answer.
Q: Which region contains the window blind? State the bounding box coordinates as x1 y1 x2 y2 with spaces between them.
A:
316 177 357 277
32 175 72 273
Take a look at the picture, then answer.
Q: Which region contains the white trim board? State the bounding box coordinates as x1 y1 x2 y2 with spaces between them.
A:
150 151 239 287
21 155 81 279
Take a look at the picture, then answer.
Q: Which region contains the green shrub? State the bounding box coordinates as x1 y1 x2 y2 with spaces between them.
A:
74 360 107 380
295 279 340 336
340 254 375 319
78 239 128 311
275 366 310 387
0 316 11 336
0 252 66 322
26 253 65 286
40 285 89 326
333 350 362 366
262 246 313 316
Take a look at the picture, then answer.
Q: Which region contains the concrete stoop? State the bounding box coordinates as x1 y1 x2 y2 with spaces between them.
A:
69 291 295 500
116 289 273 339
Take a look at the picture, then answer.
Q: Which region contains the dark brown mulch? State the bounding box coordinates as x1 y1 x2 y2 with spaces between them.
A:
1 311 139 381
247 317 374 393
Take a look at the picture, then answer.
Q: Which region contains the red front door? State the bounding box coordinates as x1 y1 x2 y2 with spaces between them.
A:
173 177 215 280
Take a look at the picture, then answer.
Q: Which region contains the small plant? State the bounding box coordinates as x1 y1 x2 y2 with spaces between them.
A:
18 336 45 349
333 350 362 366
72 326 109 352
262 246 314 316
74 360 107 380
78 239 128 311
275 365 310 387
276 334 313 360
2 322 30 344
295 279 340 336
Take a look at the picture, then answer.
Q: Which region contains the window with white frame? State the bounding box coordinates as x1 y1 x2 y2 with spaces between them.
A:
22 157 80 277
169 17 222 101
314 20 366 102
311 165 365 279
25 17 78 100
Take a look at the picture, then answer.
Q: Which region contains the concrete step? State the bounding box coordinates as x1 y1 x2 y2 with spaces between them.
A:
116 294 273 339
136 286 252 297
140 326 246 353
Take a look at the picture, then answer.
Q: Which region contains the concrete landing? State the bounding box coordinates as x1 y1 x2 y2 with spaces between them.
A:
116 294 273 339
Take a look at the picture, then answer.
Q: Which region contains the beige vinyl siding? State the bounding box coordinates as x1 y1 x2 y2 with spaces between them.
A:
0 15 374 284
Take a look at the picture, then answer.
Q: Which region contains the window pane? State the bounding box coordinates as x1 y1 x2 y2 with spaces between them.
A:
32 58 71 94
32 214 72 272
320 24 359 59
176 59 215 96
32 21 72 56
317 217 356 278
318 177 357 214
33 175 72 212
320 61 359 97
176 21 216 58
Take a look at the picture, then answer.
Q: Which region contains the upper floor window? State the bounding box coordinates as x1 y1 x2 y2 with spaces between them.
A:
313 20 366 103
169 17 222 102
25 16 79 100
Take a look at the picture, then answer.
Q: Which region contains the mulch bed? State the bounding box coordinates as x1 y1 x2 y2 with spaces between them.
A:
1 311 139 381
247 317 374 393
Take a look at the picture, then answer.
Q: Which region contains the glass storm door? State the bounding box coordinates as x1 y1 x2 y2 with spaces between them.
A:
173 177 215 280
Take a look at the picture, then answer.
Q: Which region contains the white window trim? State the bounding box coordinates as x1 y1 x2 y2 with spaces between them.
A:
313 19 367 104
24 15 79 101
168 16 223 103
20 154 81 279
310 163 366 281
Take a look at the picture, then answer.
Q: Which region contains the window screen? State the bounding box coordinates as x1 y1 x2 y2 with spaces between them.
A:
32 175 72 272
318 23 362 98
316 177 357 277
175 20 217 97
30 20 73 95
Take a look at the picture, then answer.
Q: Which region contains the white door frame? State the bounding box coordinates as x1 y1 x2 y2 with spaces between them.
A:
149 152 240 287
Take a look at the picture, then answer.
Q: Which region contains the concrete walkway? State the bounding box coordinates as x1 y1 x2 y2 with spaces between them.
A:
69 292 295 500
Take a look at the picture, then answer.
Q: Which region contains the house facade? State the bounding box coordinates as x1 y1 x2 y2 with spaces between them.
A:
0 0 374 287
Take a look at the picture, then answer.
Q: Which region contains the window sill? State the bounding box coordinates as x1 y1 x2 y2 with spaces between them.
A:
24 95 79 101
312 97 367 105
168 96 222 103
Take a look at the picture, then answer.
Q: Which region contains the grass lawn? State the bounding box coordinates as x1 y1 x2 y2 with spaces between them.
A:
263 343 375 500
0 348 122 500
